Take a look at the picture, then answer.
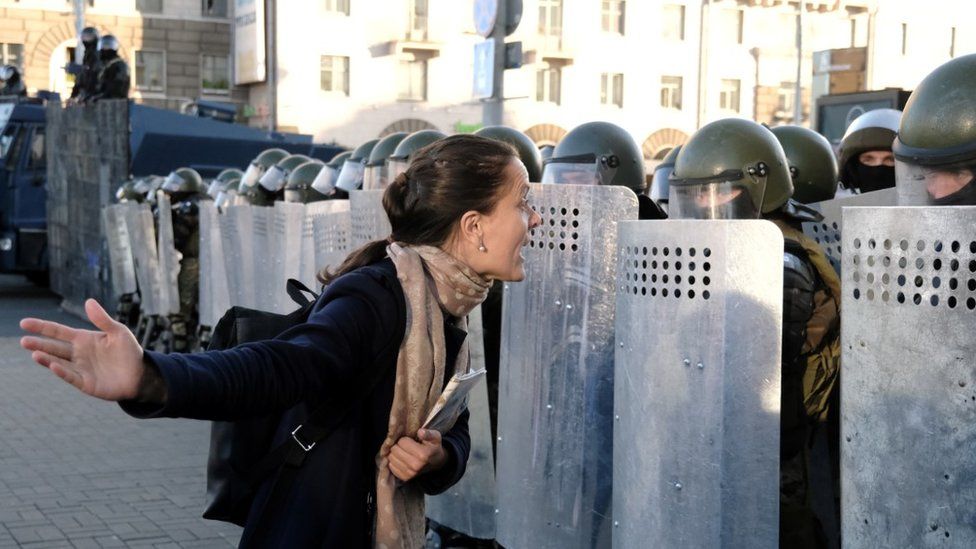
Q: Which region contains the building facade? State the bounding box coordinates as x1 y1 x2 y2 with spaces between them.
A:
0 0 246 111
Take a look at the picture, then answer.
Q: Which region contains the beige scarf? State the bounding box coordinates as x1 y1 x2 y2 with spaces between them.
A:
374 243 491 549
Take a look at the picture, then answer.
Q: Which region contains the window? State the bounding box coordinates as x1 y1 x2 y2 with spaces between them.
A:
662 4 685 41
136 0 163 13
539 0 563 36
600 73 624 108
660 76 682 110
134 51 165 92
716 8 743 45
950 27 957 57
777 82 796 115
408 0 428 41
719 79 740 112
2 126 24 169
320 55 350 95
536 66 561 105
901 23 908 56
602 1 625 35
325 0 350 14
201 54 230 94
398 58 427 101
28 127 45 170
0 43 24 72
202 0 228 17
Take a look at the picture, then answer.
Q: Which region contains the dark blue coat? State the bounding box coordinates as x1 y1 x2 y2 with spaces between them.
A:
123 259 471 548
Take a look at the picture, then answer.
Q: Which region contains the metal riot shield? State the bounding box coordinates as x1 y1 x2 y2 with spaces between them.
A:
155 191 182 316
312 201 352 279
198 202 230 328
124 204 163 316
251 206 276 311
349 190 391 248
302 201 346 289
802 187 897 273
426 304 496 539
220 205 256 309
841 206 976 546
496 184 638 549
613 220 784 548
272 202 305 313
102 203 137 295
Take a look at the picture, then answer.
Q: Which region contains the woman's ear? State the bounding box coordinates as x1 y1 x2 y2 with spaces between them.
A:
458 210 483 248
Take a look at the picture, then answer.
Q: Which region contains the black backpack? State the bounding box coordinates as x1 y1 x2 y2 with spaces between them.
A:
201 279 387 531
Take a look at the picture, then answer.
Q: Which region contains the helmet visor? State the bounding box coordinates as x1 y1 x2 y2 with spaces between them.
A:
387 159 410 181
161 172 186 193
241 163 262 188
669 181 760 220
541 162 602 185
363 165 389 190
335 160 366 192
206 180 224 199
649 164 674 204
214 190 234 209
310 165 340 196
896 160 976 206
258 165 287 192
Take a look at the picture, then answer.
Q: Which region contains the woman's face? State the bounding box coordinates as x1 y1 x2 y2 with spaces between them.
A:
469 158 542 282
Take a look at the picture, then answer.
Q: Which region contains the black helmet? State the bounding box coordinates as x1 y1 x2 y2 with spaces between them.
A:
387 130 446 180
541 121 645 195
0 64 20 82
284 160 328 203
97 34 120 53
475 126 544 182
648 145 680 212
335 139 379 192
363 132 408 190
81 27 99 46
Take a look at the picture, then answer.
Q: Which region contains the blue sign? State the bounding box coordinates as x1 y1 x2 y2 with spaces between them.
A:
474 0 499 38
473 40 495 99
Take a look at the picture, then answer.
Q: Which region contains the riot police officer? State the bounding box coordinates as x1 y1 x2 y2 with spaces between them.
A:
386 129 446 181
70 26 101 103
0 65 27 97
670 118 836 549
542 121 666 220
207 168 243 200
475 126 543 182
283 160 328 203
363 132 407 190
115 180 144 203
308 150 352 200
892 54 976 206
648 145 680 214
771 125 839 205
252 153 310 205
838 109 901 194
335 139 379 193
160 167 206 351
238 148 288 206
92 35 129 101
539 144 555 163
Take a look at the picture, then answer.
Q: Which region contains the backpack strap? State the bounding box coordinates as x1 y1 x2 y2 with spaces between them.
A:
286 278 319 308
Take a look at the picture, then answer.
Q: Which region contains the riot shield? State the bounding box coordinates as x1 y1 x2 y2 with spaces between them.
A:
302 201 346 288
198 202 230 328
802 187 897 273
251 206 276 312
496 184 638 549
155 191 182 316
349 190 390 248
426 304 496 539
272 202 305 313
312 201 352 279
220 205 256 309
124 204 163 316
841 206 976 546
613 220 784 548
102 203 137 296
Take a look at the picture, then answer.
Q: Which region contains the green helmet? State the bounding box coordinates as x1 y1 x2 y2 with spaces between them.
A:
475 126 543 182
161 167 204 200
241 148 288 188
336 138 380 192
364 132 408 190
326 150 353 170
208 168 244 198
893 53 976 205
539 144 555 162
284 160 328 203
770 126 838 204
307 151 353 198
670 118 791 219
387 130 447 180
648 145 680 211
115 180 143 203
838 108 900 193
541 121 645 195
258 154 311 193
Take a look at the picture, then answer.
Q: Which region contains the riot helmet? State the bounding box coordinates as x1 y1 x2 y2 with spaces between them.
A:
258 153 310 193
475 126 544 182
115 180 143 203
335 139 379 192
539 144 555 163
839 108 900 193
241 148 288 188
669 118 791 220
207 168 243 198
161 167 204 202
284 161 328 203
893 54 976 206
770 125 839 204
648 145 681 212
387 130 446 180
541 121 645 195
310 150 352 198
97 34 120 61
363 132 407 190
0 65 19 83
80 27 99 47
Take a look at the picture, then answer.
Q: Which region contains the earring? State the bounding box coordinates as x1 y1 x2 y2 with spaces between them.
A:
478 240 487 252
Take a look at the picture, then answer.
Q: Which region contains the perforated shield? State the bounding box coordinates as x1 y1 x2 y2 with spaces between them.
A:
198 203 230 327
302 201 346 289
312 201 352 278
841 206 976 547
272 202 305 313
613 220 784 548
102 203 137 295
426 304 496 539
349 190 390 248
802 188 897 273
124 204 163 316
496 184 638 549
251 206 276 311
220 205 256 309
154 191 181 315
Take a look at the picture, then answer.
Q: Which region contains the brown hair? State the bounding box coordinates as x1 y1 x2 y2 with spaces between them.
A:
319 134 518 284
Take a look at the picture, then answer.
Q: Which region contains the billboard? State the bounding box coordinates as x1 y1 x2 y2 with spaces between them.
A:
234 0 266 85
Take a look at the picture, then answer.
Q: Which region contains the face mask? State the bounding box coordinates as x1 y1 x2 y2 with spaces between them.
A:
99 50 116 62
930 177 976 206
854 163 895 194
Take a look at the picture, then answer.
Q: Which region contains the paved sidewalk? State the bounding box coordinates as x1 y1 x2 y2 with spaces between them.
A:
0 276 242 548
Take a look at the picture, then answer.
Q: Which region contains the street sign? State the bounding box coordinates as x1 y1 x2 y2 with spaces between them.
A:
473 40 495 99
474 0 499 38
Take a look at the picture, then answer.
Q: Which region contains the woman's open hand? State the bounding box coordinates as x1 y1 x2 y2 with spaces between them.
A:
20 298 149 402
388 428 448 482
